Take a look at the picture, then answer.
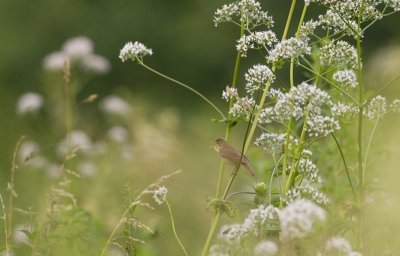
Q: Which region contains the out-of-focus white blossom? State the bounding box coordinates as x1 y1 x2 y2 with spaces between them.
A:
17 93 44 115
57 130 93 157
254 240 279 256
325 237 352 255
62 36 94 60
77 161 98 177
279 200 325 238
43 51 67 70
108 126 130 143
100 95 132 115
82 54 111 74
363 95 387 120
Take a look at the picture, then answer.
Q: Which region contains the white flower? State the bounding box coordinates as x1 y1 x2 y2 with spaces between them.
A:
390 99 400 113
319 41 359 70
255 132 297 154
284 185 329 205
333 69 358 88
331 102 359 117
294 158 322 183
217 224 242 243
241 205 280 236
43 51 67 71
222 87 237 102
268 37 311 63
254 240 279 256
108 126 130 143
119 41 153 62
77 161 98 177
17 93 44 115
325 237 352 255
363 95 387 120
100 95 132 115
245 64 275 94
153 186 168 205
306 114 340 137
62 36 94 60
279 199 325 238
57 130 93 157
213 0 274 28
82 54 111 74
236 31 277 57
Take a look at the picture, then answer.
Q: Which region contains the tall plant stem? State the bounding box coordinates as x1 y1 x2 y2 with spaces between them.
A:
243 0 297 155
166 200 188 256
201 22 245 256
356 0 366 250
139 62 225 119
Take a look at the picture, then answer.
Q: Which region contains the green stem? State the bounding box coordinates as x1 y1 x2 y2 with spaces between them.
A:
166 200 188 256
201 22 245 256
138 61 225 119
362 113 380 181
243 0 297 155
356 0 366 251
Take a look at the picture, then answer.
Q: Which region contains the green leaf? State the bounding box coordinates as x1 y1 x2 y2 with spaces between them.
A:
123 229 130 237
211 117 227 123
19 229 34 240
0 244 19 252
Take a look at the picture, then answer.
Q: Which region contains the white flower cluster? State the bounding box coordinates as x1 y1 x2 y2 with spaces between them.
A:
292 158 322 183
279 199 325 238
43 36 110 74
390 99 400 113
319 41 359 70
363 95 387 120
213 0 274 28
268 37 311 63
119 41 153 62
241 205 280 236
298 20 318 42
325 237 362 256
153 186 168 205
244 64 275 94
331 102 359 117
260 83 339 137
229 96 256 119
284 185 329 205
99 95 132 116
17 92 44 115
222 87 237 102
236 31 277 57
333 69 358 89
385 0 400 11
254 132 297 155
306 114 340 137
253 240 279 256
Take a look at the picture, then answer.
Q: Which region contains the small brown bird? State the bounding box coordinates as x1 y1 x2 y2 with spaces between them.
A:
210 138 256 176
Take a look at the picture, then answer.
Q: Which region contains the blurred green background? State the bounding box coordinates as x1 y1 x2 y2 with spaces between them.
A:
1 0 400 255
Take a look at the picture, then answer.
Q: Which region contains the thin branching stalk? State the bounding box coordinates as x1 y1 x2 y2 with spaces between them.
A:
356 0 366 250
6 135 26 256
137 61 225 119
166 200 188 256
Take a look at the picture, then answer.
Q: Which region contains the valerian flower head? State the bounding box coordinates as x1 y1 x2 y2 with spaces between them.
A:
279 199 325 238
229 97 256 119
119 41 153 62
264 83 333 121
222 87 238 102
319 40 359 70
236 31 277 57
214 0 274 28
268 37 311 63
325 237 353 255
363 95 387 120
291 158 322 183
385 0 400 11
333 69 358 88
254 240 279 256
331 102 359 117
241 205 280 236
390 99 400 113
306 114 340 137
245 64 275 94
284 185 329 205
153 186 168 205
298 20 318 42
17 93 44 115
254 133 298 155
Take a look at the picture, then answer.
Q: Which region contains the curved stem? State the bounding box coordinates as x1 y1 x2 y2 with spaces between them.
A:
166 200 188 256
138 61 225 119
362 114 380 181
331 133 357 202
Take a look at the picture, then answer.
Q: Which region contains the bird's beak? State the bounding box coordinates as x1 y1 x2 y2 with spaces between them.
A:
209 144 215 148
